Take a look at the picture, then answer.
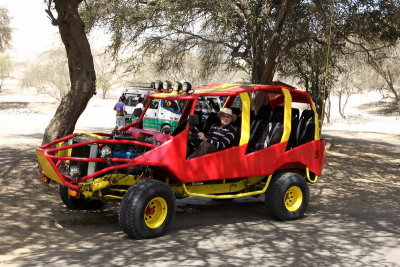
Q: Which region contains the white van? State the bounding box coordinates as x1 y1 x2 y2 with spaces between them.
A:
142 99 185 133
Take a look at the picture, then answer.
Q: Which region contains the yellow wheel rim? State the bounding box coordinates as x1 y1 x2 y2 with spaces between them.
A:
284 186 303 212
144 197 168 229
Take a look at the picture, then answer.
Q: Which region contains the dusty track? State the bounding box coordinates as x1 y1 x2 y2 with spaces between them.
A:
0 130 399 266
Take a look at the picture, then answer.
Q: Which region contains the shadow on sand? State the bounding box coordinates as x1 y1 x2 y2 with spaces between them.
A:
0 131 399 265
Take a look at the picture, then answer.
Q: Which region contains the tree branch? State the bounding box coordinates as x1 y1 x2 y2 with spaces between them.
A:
45 0 59 26
172 28 236 50
261 0 272 17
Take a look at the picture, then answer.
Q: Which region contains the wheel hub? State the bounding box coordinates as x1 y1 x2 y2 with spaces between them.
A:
144 197 168 229
284 186 303 212
145 207 155 215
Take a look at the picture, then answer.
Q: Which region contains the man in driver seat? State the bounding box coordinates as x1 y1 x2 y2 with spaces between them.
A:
188 108 237 159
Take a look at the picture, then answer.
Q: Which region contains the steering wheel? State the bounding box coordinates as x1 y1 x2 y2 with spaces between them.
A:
188 126 200 142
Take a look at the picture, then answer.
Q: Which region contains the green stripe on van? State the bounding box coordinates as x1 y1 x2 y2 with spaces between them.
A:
143 118 179 131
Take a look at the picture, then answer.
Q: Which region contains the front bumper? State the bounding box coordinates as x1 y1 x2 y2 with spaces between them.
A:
36 133 157 191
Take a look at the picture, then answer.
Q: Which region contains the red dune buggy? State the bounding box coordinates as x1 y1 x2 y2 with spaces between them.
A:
36 83 326 239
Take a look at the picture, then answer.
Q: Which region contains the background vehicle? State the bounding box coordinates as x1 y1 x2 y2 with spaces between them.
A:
121 82 153 124
121 82 223 133
36 83 326 239
142 98 185 134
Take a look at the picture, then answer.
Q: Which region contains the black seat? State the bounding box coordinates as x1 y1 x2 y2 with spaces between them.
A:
287 108 300 150
194 110 203 118
202 112 219 134
230 107 241 127
224 107 240 145
255 113 284 150
231 107 241 116
292 108 300 120
250 105 271 134
295 109 315 147
271 106 284 116
247 105 271 153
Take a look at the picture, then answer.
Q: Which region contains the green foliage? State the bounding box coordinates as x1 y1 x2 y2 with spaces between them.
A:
368 47 400 112
80 0 400 118
278 0 400 117
93 51 116 99
81 0 283 82
21 48 70 101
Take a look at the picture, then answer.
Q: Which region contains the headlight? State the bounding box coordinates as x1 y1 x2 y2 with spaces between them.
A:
183 82 192 94
69 165 81 179
173 81 183 93
163 80 172 92
154 80 163 91
100 145 112 158
67 138 73 145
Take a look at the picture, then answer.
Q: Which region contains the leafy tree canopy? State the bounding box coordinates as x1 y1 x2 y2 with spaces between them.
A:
81 0 400 83
82 0 291 83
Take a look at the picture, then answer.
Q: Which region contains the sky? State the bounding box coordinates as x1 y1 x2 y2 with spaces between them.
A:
1 0 111 63
0 0 60 61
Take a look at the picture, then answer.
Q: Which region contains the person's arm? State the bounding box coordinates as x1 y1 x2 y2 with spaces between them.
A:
123 104 127 115
197 121 215 141
197 132 207 141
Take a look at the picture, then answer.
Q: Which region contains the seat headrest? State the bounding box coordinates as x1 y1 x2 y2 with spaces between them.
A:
256 105 271 120
272 106 284 114
231 107 241 116
292 108 300 119
301 109 314 120
270 112 284 123
206 112 218 122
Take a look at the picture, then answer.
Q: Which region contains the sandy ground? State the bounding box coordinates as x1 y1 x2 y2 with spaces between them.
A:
0 87 399 266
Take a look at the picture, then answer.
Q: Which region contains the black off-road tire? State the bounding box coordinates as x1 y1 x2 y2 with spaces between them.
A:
265 172 309 221
119 179 176 239
59 186 104 210
160 125 172 134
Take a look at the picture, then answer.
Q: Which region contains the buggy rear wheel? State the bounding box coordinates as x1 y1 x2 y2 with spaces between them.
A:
119 179 175 239
59 186 103 210
265 172 309 220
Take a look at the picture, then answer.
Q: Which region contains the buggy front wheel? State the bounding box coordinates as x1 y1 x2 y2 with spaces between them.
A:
119 179 175 239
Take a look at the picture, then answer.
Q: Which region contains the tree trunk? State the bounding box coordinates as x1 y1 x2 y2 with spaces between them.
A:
338 91 346 119
42 0 96 145
386 69 400 114
309 80 324 120
251 56 265 84
250 57 267 114
325 96 331 123
260 0 293 84
251 0 293 115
